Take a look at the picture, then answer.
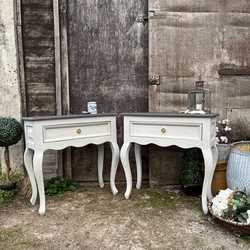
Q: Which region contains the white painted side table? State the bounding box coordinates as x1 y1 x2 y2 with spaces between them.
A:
23 114 119 215
120 113 218 214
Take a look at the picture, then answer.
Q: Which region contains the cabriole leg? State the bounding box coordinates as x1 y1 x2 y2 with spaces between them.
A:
201 147 214 214
97 144 104 188
207 145 218 200
120 142 132 199
134 143 142 189
109 141 120 195
33 150 45 215
23 148 37 205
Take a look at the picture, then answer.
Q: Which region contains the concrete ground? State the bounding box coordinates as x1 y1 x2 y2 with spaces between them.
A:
0 186 250 250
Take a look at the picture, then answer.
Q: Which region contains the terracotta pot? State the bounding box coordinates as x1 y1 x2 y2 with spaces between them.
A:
212 161 227 196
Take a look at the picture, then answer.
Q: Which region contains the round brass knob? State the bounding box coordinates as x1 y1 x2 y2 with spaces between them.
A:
76 128 82 134
161 128 166 134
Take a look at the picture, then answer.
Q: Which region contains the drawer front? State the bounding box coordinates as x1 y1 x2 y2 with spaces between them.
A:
43 122 111 143
130 122 202 141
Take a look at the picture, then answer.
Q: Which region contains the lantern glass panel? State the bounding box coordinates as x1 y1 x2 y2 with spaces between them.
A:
188 81 211 113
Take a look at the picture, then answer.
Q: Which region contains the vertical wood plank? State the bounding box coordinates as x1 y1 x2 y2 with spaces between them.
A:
53 0 62 116
60 0 71 178
53 0 63 177
22 0 56 116
15 0 27 117
21 0 58 178
149 85 160 112
60 0 70 115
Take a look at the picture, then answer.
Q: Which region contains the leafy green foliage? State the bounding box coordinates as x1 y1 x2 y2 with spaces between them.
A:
241 235 250 244
180 148 203 187
0 170 23 184
226 190 250 223
0 167 21 206
0 117 23 147
0 190 15 206
45 177 78 196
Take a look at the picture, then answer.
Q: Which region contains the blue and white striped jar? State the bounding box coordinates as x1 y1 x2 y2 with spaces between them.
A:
87 101 97 114
227 141 250 195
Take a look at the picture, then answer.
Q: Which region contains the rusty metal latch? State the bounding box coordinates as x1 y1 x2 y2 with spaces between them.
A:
148 11 155 18
149 75 160 85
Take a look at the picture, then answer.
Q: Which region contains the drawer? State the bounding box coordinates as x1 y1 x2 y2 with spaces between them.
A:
43 122 111 143
130 122 202 141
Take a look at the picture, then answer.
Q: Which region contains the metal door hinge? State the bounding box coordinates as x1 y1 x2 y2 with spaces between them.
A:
136 14 148 24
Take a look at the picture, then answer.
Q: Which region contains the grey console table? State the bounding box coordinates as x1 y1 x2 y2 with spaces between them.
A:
119 113 218 214
23 114 119 215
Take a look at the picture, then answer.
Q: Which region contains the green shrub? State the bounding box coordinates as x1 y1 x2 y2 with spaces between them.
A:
45 177 78 196
0 190 15 206
0 117 23 181
180 148 203 187
0 117 22 147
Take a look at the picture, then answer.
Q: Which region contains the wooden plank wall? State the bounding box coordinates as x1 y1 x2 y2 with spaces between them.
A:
67 0 149 183
149 0 250 186
21 0 58 178
20 0 149 183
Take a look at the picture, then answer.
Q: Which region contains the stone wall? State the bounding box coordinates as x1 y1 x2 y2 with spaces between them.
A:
0 0 23 171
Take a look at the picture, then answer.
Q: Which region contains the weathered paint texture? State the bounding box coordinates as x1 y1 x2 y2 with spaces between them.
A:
19 0 148 181
149 0 250 118
18 0 250 185
21 0 58 178
149 0 250 186
67 0 148 182
0 0 23 171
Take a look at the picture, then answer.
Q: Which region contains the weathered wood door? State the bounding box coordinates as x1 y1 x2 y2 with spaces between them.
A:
148 0 250 186
65 0 149 182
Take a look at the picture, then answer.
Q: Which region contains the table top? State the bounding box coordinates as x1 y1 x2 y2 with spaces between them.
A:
122 112 218 118
22 113 116 121
23 112 218 121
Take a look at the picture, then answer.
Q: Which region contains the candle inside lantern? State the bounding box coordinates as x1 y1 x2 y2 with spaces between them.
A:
187 78 211 114
196 104 202 110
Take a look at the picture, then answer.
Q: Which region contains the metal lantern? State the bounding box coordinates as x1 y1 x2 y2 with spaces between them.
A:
188 80 211 114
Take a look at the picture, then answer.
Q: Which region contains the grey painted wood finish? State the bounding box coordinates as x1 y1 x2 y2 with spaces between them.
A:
23 113 116 121
122 112 217 118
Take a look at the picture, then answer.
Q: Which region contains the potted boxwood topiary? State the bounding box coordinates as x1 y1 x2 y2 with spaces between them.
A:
0 117 23 190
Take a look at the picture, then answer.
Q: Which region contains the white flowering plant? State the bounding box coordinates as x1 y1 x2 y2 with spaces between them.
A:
216 119 232 144
212 189 250 224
